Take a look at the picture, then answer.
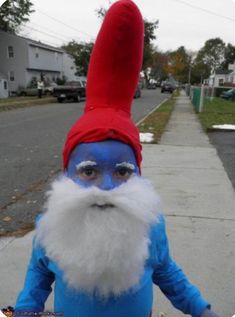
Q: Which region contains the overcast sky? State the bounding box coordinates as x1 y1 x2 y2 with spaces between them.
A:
1 0 235 52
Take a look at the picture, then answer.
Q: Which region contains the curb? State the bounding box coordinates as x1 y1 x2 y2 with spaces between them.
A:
136 98 168 126
207 128 235 132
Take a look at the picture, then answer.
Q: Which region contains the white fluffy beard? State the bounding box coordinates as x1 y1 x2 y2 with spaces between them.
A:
35 175 160 298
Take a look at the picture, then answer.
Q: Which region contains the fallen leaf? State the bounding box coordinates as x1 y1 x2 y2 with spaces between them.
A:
3 216 11 222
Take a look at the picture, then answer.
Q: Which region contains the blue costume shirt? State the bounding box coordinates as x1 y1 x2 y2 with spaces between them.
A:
15 215 209 317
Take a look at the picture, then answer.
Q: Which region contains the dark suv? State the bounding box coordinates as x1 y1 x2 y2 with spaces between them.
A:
161 81 175 93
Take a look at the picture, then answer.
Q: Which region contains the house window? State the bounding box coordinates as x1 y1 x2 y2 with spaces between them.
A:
55 52 58 61
35 47 39 58
8 71 15 82
4 81 7 89
8 46 14 58
218 78 224 86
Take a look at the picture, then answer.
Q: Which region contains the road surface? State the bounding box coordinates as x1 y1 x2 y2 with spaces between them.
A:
0 88 167 234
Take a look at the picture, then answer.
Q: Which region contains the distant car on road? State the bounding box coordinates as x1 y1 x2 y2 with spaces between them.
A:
161 81 175 93
220 88 235 101
147 82 157 89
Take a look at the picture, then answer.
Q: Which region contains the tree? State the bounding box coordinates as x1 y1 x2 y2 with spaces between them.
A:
142 19 158 84
167 46 191 82
196 38 225 74
191 60 210 84
0 0 34 33
150 50 169 81
222 43 235 69
62 41 94 77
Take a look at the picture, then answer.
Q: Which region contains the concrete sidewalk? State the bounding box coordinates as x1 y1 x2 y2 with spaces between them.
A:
0 91 235 316
143 91 235 317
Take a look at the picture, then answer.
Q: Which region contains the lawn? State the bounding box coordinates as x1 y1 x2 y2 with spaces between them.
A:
198 97 235 130
0 96 39 103
0 96 56 111
138 91 177 142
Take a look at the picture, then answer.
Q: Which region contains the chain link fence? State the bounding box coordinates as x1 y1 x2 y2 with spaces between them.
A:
185 84 234 113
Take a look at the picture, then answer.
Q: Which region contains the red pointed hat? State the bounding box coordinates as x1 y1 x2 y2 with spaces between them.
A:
63 0 144 169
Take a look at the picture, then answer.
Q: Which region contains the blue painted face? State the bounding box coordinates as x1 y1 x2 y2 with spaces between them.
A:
66 140 139 190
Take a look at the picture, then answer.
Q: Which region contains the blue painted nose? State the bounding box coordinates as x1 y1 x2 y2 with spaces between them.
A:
99 174 116 191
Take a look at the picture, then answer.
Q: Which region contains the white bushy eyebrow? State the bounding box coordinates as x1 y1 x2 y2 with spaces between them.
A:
76 161 97 170
115 162 135 170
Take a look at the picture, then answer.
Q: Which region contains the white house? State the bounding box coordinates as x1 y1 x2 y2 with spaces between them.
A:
208 62 235 87
0 30 64 95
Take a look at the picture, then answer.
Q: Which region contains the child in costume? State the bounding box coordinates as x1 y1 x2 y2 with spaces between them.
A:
14 1 220 317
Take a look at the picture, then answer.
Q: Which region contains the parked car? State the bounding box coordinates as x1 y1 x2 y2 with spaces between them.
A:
17 83 56 97
53 80 86 102
17 87 38 96
220 88 235 101
44 82 57 96
147 82 157 89
161 81 175 93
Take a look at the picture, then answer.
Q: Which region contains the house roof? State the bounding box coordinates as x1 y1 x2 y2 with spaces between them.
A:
0 30 64 53
27 67 61 73
215 69 233 75
21 36 64 53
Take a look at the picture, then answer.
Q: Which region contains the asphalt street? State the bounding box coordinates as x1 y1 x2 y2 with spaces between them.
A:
0 88 167 235
1 92 234 316
208 131 235 190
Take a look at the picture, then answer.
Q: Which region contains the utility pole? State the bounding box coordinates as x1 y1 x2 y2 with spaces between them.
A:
188 64 191 85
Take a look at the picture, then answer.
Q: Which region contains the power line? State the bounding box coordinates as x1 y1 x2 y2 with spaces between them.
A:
22 23 69 43
5 16 70 47
27 21 90 44
32 38 61 48
35 8 95 40
20 21 94 48
19 27 60 47
20 29 62 47
27 21 77 42
170 0 235 23
20 19 96 50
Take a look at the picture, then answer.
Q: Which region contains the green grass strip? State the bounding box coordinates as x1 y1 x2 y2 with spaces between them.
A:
138 92 177 143
198 97 235 130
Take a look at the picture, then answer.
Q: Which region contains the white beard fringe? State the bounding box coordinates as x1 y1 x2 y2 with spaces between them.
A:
35 175 160 298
